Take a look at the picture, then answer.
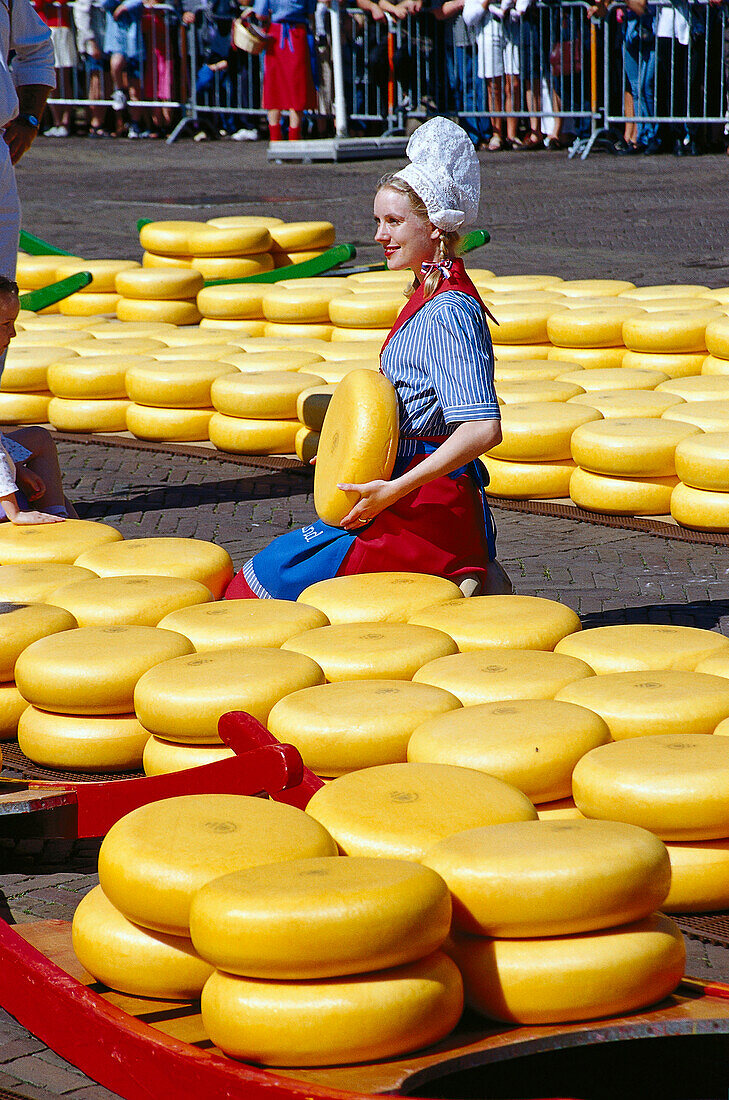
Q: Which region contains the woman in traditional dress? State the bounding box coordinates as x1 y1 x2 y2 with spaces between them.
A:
253 0 317 142
226 116 511 600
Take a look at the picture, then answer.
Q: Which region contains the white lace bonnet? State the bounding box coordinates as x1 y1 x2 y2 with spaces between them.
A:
393 116 480 233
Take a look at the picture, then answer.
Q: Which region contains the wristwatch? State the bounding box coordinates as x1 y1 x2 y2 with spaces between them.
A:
16 113 40 129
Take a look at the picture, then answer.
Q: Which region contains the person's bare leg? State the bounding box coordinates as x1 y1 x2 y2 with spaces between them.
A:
484 560 514 594
505 74 520 142
7 426 77 516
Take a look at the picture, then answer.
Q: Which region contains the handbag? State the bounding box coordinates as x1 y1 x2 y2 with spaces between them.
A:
231 9 268 53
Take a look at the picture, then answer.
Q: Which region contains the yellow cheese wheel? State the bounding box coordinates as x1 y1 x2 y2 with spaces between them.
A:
223 350 324 373
117 299 202 326
139 221 207 256
275 278 351 293
74 537 233 599
269 222 335 252
671 482 729 532
0 602 76 681
306 762 536 859
126 359 236 408
297 572 462 627
159 329 243 347
663 838 729 912
483 275 564 292
143 735 234 775
556 624 729 674
424 818 669 937
314 370 398 526
186 225 271 257
15 624 193 714
0 519 122 565
114 269 204 301
412 649 594 706
674 432 729 491
142 251 194 269
16 315 94 332
559 279 636 297
481 455 576 499
17 254 84 289
47 355 133 399
663 399 729 432
487 402 601 462
536 796 583 820
698 656 729 680
492 343 551 361
295 426 318 463
705 316 729 359
83 323 174 340
699 288 729 305
572 733 729 839
623 310 720 354
0 392 51 422
73 886 214 998
657 376 729 402
99 792 337 934
13 331 93 348
273 249 329 268
268 679 461 776
210 370 325 419
0 681 28 740
126 404 213 442
48 397 131 433
157 598 328 651
263 286 352 325
47 574 211 628
570 417 700 476
190 254 275 280
494 358 583 382
200 285 284 319
547 306 644 348
198 318 266 335
449 914 684 1025
209 413 299 455
0 563 96 603
282 622 456 682
557 670 729 740
559 368 668 393
636 297 719 314
622 350 706 378
548 346 628 370
569 468 677 516
134 645 324 741
620 284 711 300
200 950 462 1067
153 345 241 361
408 698 609 804
191 856 451 979
207 216 284 229
317 341 386 360
485 304 554 345
328 294 401 330
304 360 379 385
57 292 121 317
408 594 582 652
346 270 419 289
329 325 388 343
496 379 584 404
264 322 334 341
0 362 48 394
72 336 167 356
568 390 683 419
18 706 149 771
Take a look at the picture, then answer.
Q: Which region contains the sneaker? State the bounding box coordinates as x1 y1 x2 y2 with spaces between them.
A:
230 127 258 141
111 89 127 112
43 125 60 137
193 129 208 142
127 123 142 139
54 125 69 137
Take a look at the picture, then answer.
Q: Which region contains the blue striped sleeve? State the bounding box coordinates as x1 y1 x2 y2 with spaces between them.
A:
426 292 500 424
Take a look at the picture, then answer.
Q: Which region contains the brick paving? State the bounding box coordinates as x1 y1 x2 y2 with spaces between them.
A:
1 140 729 1096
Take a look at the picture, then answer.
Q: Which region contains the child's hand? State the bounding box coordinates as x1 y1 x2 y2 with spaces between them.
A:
15 465 45 502
10 510 65 525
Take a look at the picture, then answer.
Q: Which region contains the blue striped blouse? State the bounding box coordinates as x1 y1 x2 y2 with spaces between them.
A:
381 289 500 438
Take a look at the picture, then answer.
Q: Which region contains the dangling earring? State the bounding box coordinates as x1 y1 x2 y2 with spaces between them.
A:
438 234 448 263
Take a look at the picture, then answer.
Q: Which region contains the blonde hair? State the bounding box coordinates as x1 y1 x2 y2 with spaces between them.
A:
377 174 461 300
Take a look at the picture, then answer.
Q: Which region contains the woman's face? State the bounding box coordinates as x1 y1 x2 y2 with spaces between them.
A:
373 187 440 276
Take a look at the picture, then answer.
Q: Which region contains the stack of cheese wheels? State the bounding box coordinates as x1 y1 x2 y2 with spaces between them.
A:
328 286 402 337
139 218 277 289
554 623 729 674
269 220 335 269
296 382 336 462
261 281 349 343
46 574 212 628
56 260 141 318
14 624 192 772
0 602 77 742
569 416 701 516
703 316 729 376
672 432 729 531
209 368 326 456
73 792 337 1000
0 518 123 566
114 267 205 328
47 344 136 432
73 536 234 599
125 357 239 442
573 733 729 912
545 303 645 373
190 856 464 1066
424 818 683 1024
482 402 601 501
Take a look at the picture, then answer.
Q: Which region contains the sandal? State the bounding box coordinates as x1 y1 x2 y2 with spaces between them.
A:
523 131 543 148
510 136 526 149
545 135 565 151
486 135 503 151
88 127 110 138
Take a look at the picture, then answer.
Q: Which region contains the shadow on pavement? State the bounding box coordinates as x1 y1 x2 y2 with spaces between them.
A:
582 600 729 632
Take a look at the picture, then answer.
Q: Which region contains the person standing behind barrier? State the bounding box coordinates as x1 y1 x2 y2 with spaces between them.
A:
143 0 179 136
104 0 146 136
32 0 77 135
654 0 704 154
434 0 492 148
253 0 316 141
621 0 658 152
463 0 519 149
75 0 111 135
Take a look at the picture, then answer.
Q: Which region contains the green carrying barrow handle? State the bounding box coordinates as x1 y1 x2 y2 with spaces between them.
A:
19 230 76 257
20 271 93 312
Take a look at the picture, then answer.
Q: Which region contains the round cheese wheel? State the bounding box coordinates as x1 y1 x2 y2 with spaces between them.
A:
623 310 720 354
200 950 462 1067
139 221 207 256
487 402 601 463
268 679 461 776
559 279 636 297
207 216 284 229
636 297 719 314
657 376 729 402
481 455 576 499
663 399 729 433
265 322 334 341
0 392 51 422
210 371 325 420
74 537 234 599
153 345 240 362
408 594 582 652
209 413 299 455
18 706 149 771
556 670 729 741
675 432 729 491
0 519 122 565
547 306 644 348
572 733 729 839
134 645 324 742
0 681 27 740
412 649 594 706
705 316 729 359
142 252 194 269
496 380 584 404
47 355 133 399
699 288 729 305
57 292 121 317
116 298 202 326
187 225 272 258
263 286 351 325
663 838 729 912
567 390 683 419
190 254 274 280
559 367 668 393
16 314 93 331
448 913 684 1025
199 318 266 335
160 329 244 348
485 304 555 345
328 294 402 330
99 792 337 934
492 343 552 361
17 254 85 289
191 856 451 979
408 698 609 804
671 482 729 532
620 284 711 300
269 222 335 252
314 370 398 526
224 350 324 374
114 269 204 300
295 426 319 463
73 886 214 999
126 360 236 408
555 624 729 674
14 331 93 348
483 275 564 292
305 361 379 385
622 350 706 378
47 574 211 628
494 359 583 382
330 325 388 343
536 797 583 820
318 341 386 360
1 349 59 392
699 657 729 680
15 624 193 714
570 417 700 476
569 468 677 516
84 322 175 340
548 346 627 370
297 572 463 627
48 397 130 433
0 563 96 603
143 735 234 775
307 761 536 860
157 598 328 651
0 602 77 682
126 404 213 442
281 622 457 682
424 818 669 937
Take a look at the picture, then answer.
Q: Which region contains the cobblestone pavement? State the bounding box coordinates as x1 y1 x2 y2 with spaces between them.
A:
1 141 729 1096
